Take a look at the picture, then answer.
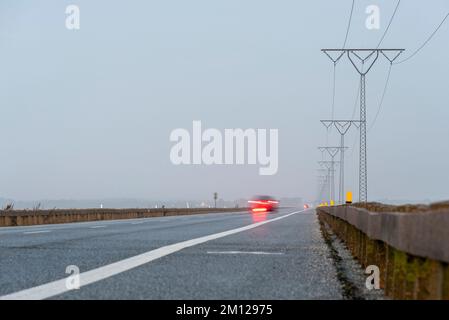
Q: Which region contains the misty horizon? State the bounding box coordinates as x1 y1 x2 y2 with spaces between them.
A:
1 1 449 203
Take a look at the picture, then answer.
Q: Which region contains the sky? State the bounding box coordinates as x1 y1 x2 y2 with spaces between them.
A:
1 0 449 203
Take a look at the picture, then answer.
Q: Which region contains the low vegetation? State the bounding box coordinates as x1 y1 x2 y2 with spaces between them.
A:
352 201 449 213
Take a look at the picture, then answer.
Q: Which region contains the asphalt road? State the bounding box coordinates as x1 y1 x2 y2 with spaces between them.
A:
0 208 344 299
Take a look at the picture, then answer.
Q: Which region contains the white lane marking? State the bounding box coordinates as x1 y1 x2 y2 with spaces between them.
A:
207 251 284 255
130 222 144 225
23 230 51 235
0 209 303 300
89 226 106 229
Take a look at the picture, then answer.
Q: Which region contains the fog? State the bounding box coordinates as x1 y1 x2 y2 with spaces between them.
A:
1 0 448 204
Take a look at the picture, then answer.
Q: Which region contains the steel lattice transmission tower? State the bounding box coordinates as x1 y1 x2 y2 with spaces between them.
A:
316 173 329 204
321 49 404 202
318 156 341 203
316 168 333 204
318 162 334 203
321 120 361 204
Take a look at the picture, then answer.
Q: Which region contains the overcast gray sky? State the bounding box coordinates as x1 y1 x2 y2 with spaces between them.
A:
1 0 449 203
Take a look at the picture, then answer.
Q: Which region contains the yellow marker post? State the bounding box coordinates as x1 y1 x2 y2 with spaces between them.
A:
346 191 353 204
330 200 335 206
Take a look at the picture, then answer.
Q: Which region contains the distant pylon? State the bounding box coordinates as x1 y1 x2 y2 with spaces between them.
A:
316 168 333 203
318 158 341 203
321 49 404 202
321 120 361 204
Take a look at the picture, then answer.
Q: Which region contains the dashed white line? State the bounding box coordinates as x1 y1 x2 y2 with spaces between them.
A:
0 209 303 300
206 251 284 255
23 230 51 235
89 226 106 229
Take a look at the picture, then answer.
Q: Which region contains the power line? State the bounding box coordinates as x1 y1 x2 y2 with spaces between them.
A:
324 0 355 153
348 2 401 155
329 0 356 133
326 64 337 145
320 120 360 204
370 8 447 131
320 0 355 201
350 131 358 157
350 65 364 120
376 0 401 48
322 51 344 141
367 1 401 131
322 48 404 202
342 0 355 48
350 84 359 119
331 65 336 120
347 0 396 122
395 12 449 65
369 64 392 131
347 1 401 187
349 66 362 158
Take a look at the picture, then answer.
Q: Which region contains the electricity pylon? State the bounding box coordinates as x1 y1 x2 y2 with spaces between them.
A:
321 120 361 204
318 156 341 204
316 168 332 203
316 174 328 205
321 49 404 202
318 162 334 202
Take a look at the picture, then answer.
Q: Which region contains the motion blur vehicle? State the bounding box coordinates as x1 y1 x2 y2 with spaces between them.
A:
248 195 279 213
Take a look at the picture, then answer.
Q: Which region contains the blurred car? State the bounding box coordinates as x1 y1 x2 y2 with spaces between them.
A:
248 195 279 213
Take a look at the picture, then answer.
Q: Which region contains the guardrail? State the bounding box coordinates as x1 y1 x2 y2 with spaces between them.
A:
317 205 449 300
0 208 247 227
